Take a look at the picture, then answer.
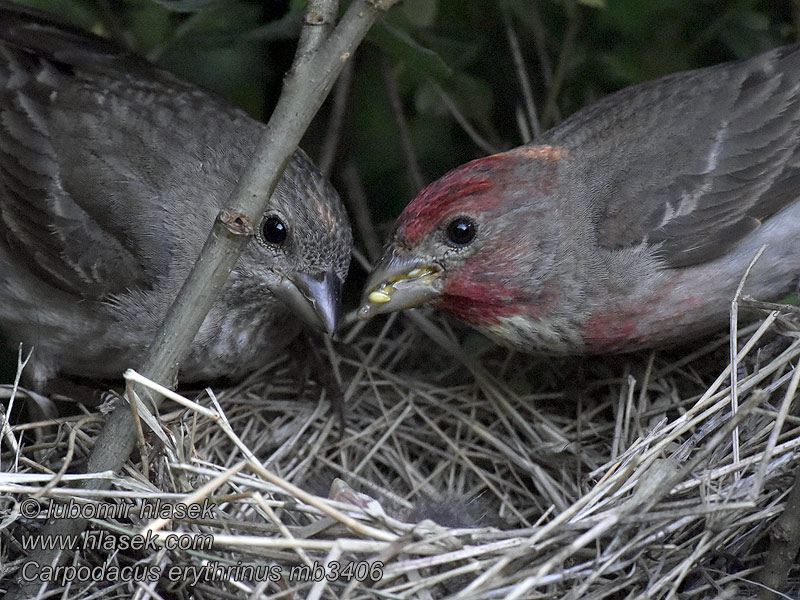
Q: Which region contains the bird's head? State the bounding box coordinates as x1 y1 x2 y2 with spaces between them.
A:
240 151 352 334
359 145 572 327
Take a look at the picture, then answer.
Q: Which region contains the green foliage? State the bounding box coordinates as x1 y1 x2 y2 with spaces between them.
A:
368 21 453 81
11 0 790 223
148 0 234 11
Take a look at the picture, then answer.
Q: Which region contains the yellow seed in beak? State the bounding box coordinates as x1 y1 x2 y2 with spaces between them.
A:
368 290 392 304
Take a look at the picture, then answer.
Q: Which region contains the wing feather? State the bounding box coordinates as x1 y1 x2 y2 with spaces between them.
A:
546 44 800 268
0 38 146 298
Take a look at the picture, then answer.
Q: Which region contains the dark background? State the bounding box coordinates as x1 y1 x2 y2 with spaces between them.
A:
0 0 795 382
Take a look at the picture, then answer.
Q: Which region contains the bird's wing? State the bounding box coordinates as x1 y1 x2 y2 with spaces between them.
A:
0 3 250 298
548 44 800 268
0 5 161 298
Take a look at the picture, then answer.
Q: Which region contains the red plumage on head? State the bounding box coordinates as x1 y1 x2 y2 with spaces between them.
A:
387 145 569 325
394 146 567 246
394 154 508 246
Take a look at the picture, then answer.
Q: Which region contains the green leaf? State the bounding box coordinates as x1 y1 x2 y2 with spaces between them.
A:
401 0 438 28
10 0 100 30
779 292 799 306
129 2 172 50
415 72 493 123
148 0 239 13
236 10 302 43
156 2 280 47
368 21 453 81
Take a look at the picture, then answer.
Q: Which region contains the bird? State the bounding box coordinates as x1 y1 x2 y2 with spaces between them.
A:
0 1 352 393
360 44 800 355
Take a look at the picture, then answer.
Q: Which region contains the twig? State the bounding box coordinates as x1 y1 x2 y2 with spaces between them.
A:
501 2 541 138
124 378 150 482
341 161 383 262
33 416 101 499
741 296 800 316
752 361 800 500
542 0 580 127
296 0 339 63
2 345 33 461
320 59 355 176
514 105 532 143
381 55 426 191
429 80 498 155
730 246 767 475
757 459 800 599
529 2 557 93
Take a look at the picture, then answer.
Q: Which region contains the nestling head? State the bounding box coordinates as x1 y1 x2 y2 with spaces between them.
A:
240 150 353 334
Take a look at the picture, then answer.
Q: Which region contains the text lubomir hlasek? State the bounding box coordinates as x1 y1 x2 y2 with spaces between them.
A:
44 498 215 520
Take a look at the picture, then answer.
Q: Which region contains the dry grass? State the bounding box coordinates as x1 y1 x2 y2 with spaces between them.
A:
2 305 800 600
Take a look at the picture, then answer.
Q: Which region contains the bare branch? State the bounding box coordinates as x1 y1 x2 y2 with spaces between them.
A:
542 0 581 127
341 160 383 262
757 444 800 599
381 55 426 192
501 3 541 139
430 80 498 155
297 0 339 62
320 59 355 176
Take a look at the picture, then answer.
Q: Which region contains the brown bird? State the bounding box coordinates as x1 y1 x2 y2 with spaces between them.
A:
0 2 352 392
360 45 800 354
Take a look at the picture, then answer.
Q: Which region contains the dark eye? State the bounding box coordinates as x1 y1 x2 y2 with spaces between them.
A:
260 216 288 246
445 217 477 247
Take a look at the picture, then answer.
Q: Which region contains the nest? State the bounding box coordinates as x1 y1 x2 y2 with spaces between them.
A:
2 305 800 600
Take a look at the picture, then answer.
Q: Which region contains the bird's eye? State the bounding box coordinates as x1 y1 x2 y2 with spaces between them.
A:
445 217 477 247
260 216 288 247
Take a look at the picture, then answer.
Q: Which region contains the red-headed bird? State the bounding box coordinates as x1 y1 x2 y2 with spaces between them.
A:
361 45 800 354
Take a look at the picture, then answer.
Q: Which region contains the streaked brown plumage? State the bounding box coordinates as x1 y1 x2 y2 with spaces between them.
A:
0 2 352 390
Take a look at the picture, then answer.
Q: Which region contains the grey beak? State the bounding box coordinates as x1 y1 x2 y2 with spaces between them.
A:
275 269 342 334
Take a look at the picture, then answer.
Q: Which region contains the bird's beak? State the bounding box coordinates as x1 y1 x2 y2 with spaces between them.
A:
274 269 342 334
358 249 443 321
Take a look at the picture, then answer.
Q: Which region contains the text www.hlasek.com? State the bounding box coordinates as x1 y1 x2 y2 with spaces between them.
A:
18 497 384 585
21 529 213 552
